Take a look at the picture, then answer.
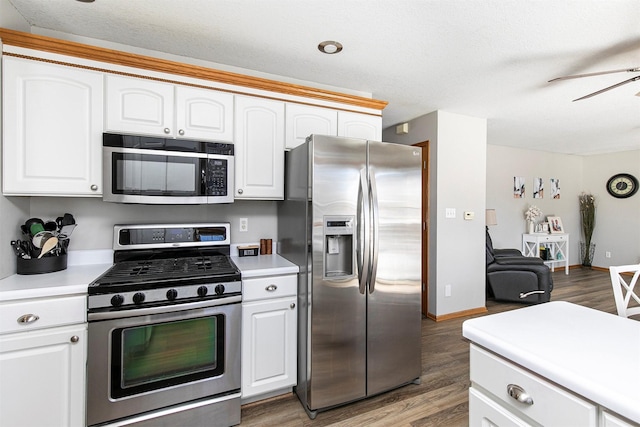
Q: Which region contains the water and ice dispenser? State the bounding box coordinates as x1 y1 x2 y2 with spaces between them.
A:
323 216 354 279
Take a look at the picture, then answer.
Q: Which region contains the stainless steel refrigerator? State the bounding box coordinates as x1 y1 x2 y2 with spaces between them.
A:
278 135 422 418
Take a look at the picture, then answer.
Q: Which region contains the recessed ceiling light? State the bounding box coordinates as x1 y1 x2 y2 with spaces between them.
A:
76 0 95 3
318 41 343 55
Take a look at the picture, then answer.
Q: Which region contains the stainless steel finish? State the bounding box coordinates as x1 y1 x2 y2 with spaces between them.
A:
163 128 170 134
290 303 296 309
102 146 234 205
17 314 39 324
266 284 277 292
87 301 241 426
507 384 534 405
90 184 98 191
178 129 185 136
112 223 231 250
279 135 422 415
520 290 546 298
70 335 79 343
88 294 241 320
100 393 240 427
237 188 243 194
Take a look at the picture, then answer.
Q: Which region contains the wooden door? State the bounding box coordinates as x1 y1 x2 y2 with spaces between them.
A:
414 140 429 317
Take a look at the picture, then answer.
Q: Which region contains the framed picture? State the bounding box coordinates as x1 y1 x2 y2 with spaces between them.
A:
550 178 560 199
548 216 564 234
514 176 525 198
533 177 544 199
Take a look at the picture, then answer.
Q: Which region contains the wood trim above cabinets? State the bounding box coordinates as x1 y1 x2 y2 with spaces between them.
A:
0 28 387 113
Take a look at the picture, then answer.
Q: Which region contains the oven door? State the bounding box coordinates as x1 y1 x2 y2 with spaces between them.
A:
103 146 210 204
87 300 240 426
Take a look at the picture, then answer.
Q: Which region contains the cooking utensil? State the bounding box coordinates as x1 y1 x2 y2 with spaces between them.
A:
32 231 54 249
24 218 45 236
10 240 31 259
38 236 59 259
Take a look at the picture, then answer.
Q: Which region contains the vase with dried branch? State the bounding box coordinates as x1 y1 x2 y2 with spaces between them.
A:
579 192 596 267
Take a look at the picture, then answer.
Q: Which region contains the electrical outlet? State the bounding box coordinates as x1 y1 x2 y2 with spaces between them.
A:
605 251 611 258
445 284 452 297
239 218 248 232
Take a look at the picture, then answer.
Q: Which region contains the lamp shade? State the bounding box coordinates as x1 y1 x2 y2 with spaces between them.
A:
486 209 498 226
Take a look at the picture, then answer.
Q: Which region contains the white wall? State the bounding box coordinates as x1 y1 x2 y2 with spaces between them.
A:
582 150 640 266
384 110 487 317
486 145 584 263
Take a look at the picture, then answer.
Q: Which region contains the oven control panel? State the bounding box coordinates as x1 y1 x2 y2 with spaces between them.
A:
88 281 242 311
114 223 230 249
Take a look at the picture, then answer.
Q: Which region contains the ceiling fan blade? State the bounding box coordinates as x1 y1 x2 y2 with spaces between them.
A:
573 75 640 101
549 67 640 82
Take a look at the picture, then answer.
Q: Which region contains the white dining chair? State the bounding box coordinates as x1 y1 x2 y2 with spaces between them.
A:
608 264 640 319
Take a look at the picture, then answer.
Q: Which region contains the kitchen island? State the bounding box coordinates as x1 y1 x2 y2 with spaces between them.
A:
463 301 640 426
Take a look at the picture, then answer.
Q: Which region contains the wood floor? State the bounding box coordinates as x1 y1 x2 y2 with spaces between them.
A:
239 267 620 427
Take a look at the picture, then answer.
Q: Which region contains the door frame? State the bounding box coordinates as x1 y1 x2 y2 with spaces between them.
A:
413 140 429 317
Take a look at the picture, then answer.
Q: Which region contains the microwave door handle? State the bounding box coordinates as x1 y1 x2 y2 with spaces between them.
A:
368 168 379 294
357 168 370 295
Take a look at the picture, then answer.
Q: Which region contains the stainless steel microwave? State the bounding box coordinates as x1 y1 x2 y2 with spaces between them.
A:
102 133 234 204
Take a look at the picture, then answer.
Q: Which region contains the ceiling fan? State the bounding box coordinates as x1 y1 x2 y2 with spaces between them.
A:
549 67 640 101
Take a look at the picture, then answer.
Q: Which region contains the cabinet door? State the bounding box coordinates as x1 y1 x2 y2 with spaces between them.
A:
285 103 337 149
106 74 174 137
0 324 87 427
2 56 103 196
241 297 297 398
337 111 382 140
234 96 285 199
175 86 234 142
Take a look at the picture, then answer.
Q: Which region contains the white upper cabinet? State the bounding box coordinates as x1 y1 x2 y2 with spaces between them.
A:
234 96 285 200
2 56 104 196
337 111 382 140
175 85 234 142
285 103 337 149
106 75 233 142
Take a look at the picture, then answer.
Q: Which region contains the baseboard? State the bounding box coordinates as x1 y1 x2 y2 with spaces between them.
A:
426 306 488 322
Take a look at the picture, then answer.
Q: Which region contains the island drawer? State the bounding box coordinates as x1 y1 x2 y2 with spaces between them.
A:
470 344 597 426
0 295 86 335
242 275 297 302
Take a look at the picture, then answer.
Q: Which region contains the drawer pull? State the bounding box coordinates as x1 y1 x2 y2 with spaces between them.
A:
507 384 534 405
265 284 278 292
17 314 40 325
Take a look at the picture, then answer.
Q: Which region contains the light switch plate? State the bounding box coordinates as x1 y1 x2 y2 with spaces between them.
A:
445 208 456 219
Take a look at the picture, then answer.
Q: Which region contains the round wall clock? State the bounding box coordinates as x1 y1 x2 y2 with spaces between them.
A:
606 173 638 198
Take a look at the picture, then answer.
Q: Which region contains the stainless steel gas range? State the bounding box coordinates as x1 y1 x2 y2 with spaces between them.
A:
86 223 241 427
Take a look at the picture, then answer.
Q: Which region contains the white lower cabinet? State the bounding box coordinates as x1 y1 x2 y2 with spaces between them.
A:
0 296 87 427
241 274 297 401
469 344 639 427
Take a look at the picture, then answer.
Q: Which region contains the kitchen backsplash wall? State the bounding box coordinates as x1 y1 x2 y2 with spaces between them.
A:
27 197 278 251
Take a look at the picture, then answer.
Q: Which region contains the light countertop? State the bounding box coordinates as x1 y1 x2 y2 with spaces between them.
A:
231 254 298 278
463 301 640 424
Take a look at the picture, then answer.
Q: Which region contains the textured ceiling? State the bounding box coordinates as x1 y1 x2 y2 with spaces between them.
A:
5 0 640 155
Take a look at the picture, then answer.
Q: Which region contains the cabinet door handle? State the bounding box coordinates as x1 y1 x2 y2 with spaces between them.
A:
237 189 243 194
164 128 171 134
290 303 296 309
507 384 534 405
178 129 185 136
17 314 40 325
90 184 98 191
70 335 80 343
265 284 277 292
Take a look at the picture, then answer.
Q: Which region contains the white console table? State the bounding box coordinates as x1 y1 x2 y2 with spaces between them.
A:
522 233 569 275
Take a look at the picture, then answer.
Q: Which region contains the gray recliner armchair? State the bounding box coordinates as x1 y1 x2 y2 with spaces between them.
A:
486 230 553 304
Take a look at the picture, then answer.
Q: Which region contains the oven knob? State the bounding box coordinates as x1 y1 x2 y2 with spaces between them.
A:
133 292 146 305
166 289 178 301
111 294 124 307
215 284 225 295
197 286 208 297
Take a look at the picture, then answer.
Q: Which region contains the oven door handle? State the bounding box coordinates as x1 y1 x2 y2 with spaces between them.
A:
87 295 241 321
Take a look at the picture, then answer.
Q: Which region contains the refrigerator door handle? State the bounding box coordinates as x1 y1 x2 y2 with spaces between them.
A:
357 168 370 294
369 168 379 293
